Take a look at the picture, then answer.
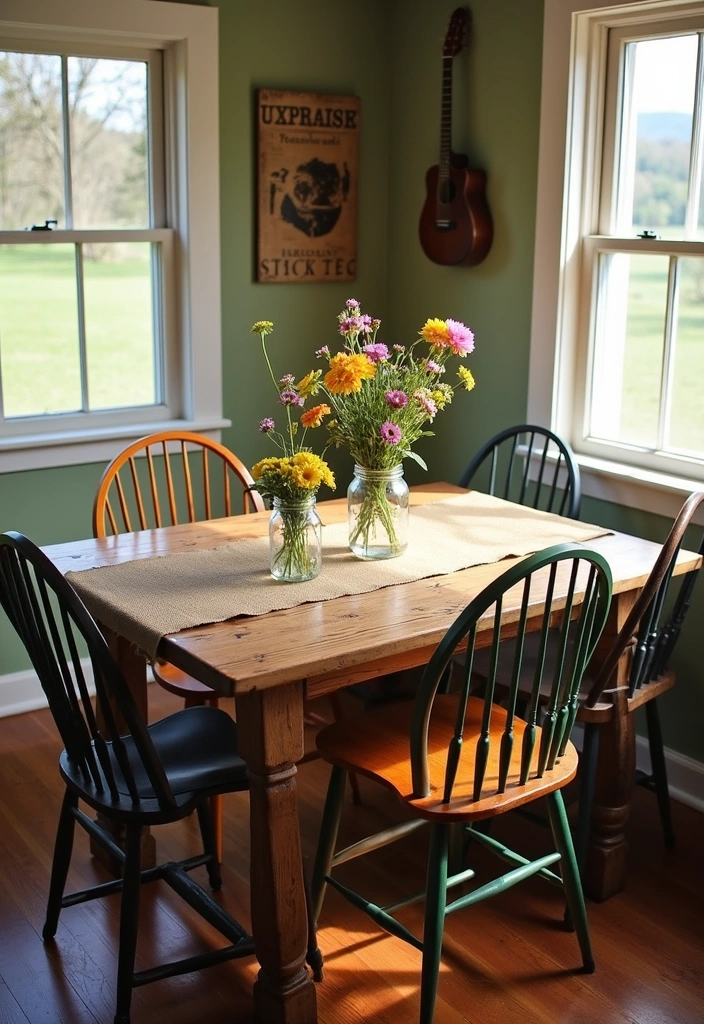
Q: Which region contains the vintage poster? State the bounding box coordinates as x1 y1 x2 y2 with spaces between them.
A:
256 89 360 283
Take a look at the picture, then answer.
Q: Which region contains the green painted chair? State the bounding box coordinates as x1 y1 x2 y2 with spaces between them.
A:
311 543 613 1024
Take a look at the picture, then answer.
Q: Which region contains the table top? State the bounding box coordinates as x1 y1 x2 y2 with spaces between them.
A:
44 483 701 699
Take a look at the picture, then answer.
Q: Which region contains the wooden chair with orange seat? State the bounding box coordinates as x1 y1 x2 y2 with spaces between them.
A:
93 430 359 864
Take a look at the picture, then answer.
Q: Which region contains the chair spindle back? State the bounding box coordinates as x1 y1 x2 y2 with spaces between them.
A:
459 424 582 519
0 532 177 810
586 490 704 707
410 544 613 802
93 430 265 538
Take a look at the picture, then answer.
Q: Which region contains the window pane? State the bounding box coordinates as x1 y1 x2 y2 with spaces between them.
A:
0 52 65 230
589 252 669 448
0 245 81 416
68 58 149 229
667 258 704 456
617 35 696 240
83 242 157 410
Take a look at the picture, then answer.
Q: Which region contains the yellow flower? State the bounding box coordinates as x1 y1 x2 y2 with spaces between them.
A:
300 403 331 428
251 320 274 336
252 456 282 479
419 318 450 347
324 352 376 395
458 365 476 392
297 370 321 398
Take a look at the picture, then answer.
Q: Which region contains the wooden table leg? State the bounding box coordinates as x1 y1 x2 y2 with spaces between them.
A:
583 591 637 901
236 682 318 1024
92 629 156 872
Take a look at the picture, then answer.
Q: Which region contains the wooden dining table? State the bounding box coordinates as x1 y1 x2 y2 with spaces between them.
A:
43 482 701 1024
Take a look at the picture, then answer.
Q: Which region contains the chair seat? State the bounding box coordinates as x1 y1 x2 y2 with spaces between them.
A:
316 694 578 823
60 706 248 819
152 657 218 699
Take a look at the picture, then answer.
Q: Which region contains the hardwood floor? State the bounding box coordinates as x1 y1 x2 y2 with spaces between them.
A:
0 685 702 1024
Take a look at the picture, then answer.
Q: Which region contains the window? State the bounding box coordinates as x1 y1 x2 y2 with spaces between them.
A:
530 0 704 516
0 1 226 472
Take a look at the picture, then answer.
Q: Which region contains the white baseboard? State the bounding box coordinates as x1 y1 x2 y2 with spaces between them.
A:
0 663 154 719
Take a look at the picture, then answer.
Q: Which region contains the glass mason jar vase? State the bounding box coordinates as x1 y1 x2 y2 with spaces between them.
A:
347 464 409 559
269 495 322 582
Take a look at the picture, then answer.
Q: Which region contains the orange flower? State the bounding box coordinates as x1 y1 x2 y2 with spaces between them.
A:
300 403 331 428
324 352 376 395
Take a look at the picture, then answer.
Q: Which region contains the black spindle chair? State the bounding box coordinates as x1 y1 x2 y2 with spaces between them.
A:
0 531 321 1024
460 423 582 519
311 543 613 1024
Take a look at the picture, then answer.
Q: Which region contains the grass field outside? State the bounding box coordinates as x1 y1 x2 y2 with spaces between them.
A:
0 244 156 418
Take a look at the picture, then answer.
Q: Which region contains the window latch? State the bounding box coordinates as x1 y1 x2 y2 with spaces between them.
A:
637 230 659 240
29 220 58 231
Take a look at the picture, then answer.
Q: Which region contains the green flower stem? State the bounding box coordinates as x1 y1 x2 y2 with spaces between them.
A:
349 479 401 554
271 501 320 581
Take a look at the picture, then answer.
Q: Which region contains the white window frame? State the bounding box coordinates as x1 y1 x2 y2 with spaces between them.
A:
0 0 228 472
529 0 704 522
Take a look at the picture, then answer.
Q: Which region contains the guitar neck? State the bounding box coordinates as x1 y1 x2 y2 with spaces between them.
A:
439 55 453 183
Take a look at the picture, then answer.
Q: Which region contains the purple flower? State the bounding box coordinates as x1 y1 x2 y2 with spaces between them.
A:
424 359 442 374
380 420 402 445
339 316 364 334
315 345 330 358
446 319 475 356
279 388 304 407
346 298 360 309
364 342 389 363
258 417 275 432
358 314 373 332
385 389 408 409
278 373 295 386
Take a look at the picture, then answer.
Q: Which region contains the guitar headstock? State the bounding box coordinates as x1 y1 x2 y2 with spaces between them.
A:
443 7 470 58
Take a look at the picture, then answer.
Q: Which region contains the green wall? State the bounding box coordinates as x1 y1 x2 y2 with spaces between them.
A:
1 0 701 765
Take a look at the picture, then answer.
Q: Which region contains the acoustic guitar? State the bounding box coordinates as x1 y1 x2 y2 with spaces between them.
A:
419 7 493 267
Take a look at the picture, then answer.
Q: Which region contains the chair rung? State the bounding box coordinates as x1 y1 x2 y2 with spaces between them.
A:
445 851 562 915
133 938 255 987
162 863 251 945
332 818 428 867
324 875 424 952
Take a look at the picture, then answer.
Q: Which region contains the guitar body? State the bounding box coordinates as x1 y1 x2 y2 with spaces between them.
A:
419 153 493 266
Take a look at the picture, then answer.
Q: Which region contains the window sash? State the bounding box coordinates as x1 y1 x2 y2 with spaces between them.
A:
0 228 178 434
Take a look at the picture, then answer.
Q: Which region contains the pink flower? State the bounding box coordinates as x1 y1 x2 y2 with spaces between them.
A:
393 344 405 352
346 298 360 309
279 389 304 406
364 343 389 363
424 359 442 374
413 389 438 420
380 420 402 445
258 417 275 432
278 373 295 386
385 389 408 408
446 319 475 356
315 345 330 358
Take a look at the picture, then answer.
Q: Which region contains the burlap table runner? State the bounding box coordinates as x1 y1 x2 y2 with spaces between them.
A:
66 491 610 661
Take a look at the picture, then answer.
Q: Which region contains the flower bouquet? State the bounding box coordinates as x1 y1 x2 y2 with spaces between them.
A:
250 321 335 581
316 300 477 558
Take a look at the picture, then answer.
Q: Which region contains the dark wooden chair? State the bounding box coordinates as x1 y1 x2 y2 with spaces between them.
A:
0 531 321 1024
576 490 704 867
459 423 582 519
311 543 613 1024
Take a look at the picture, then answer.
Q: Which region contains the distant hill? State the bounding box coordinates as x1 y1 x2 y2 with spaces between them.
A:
638 112 691 142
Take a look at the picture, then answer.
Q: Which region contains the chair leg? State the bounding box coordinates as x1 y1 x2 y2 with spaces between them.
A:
43 789 78 940
114 824 143 1024
645 699 675 850
575 722 600 876
196 799 222 891
328 693 362 804
546 790 594 973
311 764 347 921
419 824 449 1024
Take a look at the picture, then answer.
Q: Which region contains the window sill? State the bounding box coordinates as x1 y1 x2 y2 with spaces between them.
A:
0 418 232 473
576 453 704 526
